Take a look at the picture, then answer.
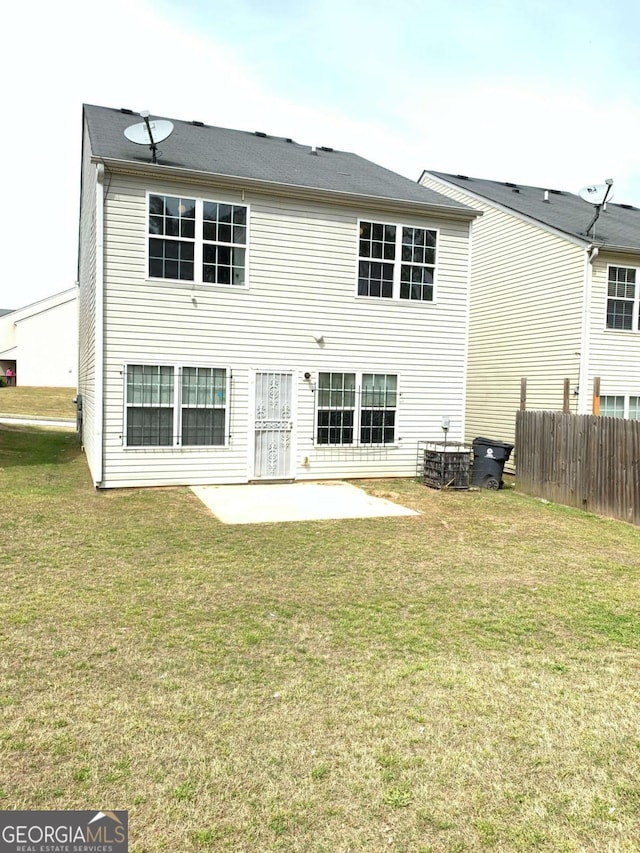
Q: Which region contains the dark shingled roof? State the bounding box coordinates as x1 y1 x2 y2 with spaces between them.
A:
83 105 474 214
426 172 640 252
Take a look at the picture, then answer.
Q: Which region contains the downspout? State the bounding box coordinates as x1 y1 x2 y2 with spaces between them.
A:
579 245 597 414
95 163 105 487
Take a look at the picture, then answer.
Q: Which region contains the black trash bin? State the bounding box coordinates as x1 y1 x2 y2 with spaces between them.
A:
471 437 514 490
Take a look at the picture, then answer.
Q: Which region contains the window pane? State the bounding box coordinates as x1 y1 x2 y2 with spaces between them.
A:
629 397 640 420
182 408 225 446
316 409 354 445
360 409 395 444
182 367 226 407
358 261 394 298
127 365 174 406
400 265 433 301
148 238 194 281
606 300 633 330
359 222 395 274
600 396 624 418
127 407 173 446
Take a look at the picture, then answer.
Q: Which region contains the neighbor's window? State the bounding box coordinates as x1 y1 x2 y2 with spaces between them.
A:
599 395 625 418
358 220 437 301
148 194 248 286
125 364 228 447
600 394 640 420
606 266 637 330
316 371 397 445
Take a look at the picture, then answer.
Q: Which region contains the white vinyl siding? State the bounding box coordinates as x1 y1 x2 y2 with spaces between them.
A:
78 122 99 480
586 252 640 407
97 171 472 487
420 174 585 451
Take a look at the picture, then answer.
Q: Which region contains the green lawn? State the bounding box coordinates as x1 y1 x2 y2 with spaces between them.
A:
0 386 76 419
2 425 640 851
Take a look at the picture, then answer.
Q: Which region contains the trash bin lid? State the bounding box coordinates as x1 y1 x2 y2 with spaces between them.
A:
472 436 514 450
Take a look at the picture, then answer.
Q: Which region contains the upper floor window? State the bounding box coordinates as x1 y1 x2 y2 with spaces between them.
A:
606 266 637 330
358 221 437 302
148 194 247 286
125 363 228 447
316 371 397 446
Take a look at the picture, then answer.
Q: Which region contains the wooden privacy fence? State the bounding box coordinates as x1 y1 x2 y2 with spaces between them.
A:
516 410 640 526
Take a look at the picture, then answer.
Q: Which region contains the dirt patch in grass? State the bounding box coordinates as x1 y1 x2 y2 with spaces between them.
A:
2 428 640 851
0 386 76 419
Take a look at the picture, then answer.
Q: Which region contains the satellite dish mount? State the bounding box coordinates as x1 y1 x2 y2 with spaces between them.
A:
123 111 174 163
579 179 614 237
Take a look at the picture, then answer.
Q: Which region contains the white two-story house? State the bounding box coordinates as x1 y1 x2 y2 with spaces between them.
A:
78 105 477 489
420 171 640 448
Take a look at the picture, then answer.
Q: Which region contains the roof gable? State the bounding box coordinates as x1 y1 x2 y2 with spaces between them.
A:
84 105 475 217
425 172 640 252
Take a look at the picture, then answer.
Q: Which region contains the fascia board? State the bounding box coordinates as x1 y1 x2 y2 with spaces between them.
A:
95 157 480 222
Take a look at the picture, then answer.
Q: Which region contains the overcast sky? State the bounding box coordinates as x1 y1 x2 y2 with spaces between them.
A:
2 0 639 308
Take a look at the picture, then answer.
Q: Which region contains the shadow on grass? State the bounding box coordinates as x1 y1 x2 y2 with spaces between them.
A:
0 424 81 469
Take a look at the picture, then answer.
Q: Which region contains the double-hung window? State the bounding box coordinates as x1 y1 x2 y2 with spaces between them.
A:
316 372 397 445
148 194 247 286
358 220 436 301
606 266 638 330
125 364 228 447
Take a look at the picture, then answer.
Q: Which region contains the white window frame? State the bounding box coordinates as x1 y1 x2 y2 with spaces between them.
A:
146 192 250 289
605 265 639 332
356 218 438 302
123 362 231 448
314 371 399 447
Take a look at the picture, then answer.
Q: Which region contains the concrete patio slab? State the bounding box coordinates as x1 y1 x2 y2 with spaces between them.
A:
191 481 419 525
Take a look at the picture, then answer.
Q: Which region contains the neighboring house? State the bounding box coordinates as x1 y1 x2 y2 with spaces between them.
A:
420 171 640 449
78 104 478 489
0 289 78 387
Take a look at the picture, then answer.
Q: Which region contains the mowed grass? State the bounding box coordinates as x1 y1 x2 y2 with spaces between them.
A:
0 386 76 419
2 426 640 852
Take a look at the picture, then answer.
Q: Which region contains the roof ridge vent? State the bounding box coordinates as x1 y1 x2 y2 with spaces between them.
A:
254 131 267 138
192 120 205 127
456 174 469 180
319 146 334 152
505 182 517 188
120 108 134 115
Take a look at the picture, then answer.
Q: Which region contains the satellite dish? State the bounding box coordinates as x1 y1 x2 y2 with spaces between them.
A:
579 183 614 206
124 112 174 163
124 119 174 145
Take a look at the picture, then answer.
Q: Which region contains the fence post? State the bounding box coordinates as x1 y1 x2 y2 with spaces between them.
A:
563 378 570 414
592 377 600 416
520 378 527 411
